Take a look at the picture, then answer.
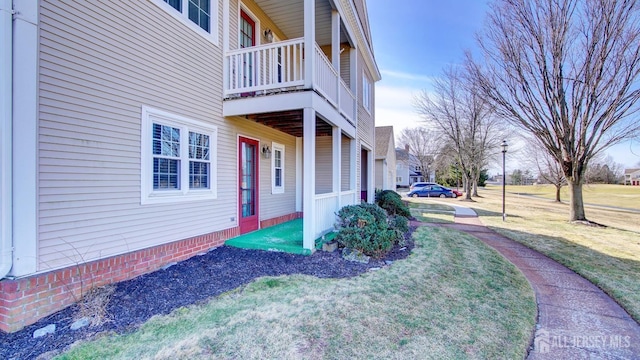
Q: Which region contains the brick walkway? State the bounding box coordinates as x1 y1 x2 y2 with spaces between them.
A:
418 205 640 359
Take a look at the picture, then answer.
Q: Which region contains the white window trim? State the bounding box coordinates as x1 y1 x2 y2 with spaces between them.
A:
362 75 372 114
271 142 285 194
150 0 220 46
141 106 218 205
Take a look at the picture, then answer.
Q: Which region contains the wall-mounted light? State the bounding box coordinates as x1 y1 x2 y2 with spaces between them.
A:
263 29 274 43
262 144 272 159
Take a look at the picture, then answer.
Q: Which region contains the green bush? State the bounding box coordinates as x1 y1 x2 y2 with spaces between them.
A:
375 190 411 218
336 203 405 258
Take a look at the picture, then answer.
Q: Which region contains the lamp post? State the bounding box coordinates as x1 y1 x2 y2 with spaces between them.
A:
501 140 508 221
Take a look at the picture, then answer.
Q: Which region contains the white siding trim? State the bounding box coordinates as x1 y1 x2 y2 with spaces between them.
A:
271 141 285 194
149 0 220 46
11 0 38 276
140 106 218 204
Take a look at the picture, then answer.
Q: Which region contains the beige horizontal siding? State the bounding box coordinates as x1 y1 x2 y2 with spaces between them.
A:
37 0 234 270
315 136 333 194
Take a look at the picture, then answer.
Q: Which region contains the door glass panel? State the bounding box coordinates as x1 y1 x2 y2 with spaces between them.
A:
241 142 255 217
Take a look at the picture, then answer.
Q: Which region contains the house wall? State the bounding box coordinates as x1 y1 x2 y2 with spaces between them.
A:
315 136 333 194
375 159 384 189
396 161 410 187
356 47 375 199
227 117 297 221
384 136 396 190
341 134 351 191
38 1 238 272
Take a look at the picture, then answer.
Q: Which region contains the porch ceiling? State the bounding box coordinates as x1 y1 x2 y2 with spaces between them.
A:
254 0 349 46
248 111 333 137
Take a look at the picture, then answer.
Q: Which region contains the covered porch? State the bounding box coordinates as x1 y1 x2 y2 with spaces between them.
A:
222 0 363 253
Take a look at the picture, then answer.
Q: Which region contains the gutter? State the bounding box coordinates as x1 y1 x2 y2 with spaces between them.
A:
0 0 14 279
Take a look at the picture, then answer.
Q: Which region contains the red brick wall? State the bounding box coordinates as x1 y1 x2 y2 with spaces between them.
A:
0 227 239 333
259 212 302 228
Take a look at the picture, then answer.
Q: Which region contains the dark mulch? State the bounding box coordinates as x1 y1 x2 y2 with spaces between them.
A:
0 230 415 360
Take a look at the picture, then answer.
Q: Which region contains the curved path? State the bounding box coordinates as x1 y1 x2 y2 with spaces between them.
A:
424 203 640 359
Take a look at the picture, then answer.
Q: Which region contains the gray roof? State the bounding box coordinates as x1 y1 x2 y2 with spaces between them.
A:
375 126 394 158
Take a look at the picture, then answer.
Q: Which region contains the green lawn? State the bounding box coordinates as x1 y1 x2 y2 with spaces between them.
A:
504 183 640 210
470 186 640 322
57 227 535 360
408 201 456 223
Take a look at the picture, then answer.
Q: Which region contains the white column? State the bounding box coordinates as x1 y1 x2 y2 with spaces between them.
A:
367 148 374 203
222 0 230 95
11 0 38 276
302 108 316 251
295 137 302 212
332 126 341 208
350 138 356 204
331 9 340 105
0 0 13 279
350 46 357 126
331 10 340 72
303 0 315 89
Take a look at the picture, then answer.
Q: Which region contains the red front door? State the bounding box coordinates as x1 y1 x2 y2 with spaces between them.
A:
239 136 259 234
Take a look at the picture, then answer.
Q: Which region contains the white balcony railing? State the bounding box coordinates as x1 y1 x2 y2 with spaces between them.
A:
314 45 339 107
225 38 305 95
339 81 355 123
314 192 339 238
224 39 355 125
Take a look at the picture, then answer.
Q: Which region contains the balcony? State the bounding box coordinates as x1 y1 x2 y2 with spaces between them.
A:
224 38 356 125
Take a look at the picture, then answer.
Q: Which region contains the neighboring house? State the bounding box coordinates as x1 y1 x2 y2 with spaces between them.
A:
624 168 640 185
0 0 380 332
374 126 396 190
395 146 434 187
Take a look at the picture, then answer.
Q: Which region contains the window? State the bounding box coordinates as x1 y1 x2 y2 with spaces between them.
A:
271 142 285 194
153 0 218 43
396 176 402 183
142 106 217 204
362 75 372 112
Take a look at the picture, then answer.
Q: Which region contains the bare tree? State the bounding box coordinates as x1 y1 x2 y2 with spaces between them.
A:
533 141 567 202
585 154 624 184
397 127 440 183
414 66 506 200
469 0 640 222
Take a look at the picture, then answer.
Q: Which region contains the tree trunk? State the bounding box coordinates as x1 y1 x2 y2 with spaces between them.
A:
568 180 587 221
554 185 561 202
464 175 473 200
472 171 480 197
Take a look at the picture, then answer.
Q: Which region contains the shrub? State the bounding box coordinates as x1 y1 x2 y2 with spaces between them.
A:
389 214 409 246
375 190 411 218
336 203 402 258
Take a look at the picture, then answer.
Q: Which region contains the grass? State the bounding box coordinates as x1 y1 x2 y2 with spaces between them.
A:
57 227 536 360
505 183 640 210
469 185 640 322
408 202 456 223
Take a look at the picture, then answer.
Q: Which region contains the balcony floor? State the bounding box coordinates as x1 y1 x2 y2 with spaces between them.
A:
225 219 310 255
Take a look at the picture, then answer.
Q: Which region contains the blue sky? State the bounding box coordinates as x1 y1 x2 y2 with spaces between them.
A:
367 0 640 169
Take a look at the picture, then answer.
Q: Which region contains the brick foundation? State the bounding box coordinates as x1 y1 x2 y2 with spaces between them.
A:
259 212 302 229
0 227 239 333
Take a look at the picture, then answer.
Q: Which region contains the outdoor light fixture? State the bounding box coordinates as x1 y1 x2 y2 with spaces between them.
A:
501 140 508 222
261 144 272 159
263 29 274 43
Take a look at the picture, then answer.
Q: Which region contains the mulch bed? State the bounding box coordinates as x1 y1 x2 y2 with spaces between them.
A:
0 228 415 360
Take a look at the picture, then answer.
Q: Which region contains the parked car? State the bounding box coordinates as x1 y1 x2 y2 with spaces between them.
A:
408 182 437 192
407 185 456 198
451 189 463 198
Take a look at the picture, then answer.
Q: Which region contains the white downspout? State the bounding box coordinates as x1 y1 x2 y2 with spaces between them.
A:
0 0 14 279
